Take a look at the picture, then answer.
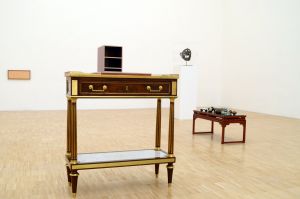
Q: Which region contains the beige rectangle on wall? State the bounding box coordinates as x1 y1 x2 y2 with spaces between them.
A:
8 70 31 80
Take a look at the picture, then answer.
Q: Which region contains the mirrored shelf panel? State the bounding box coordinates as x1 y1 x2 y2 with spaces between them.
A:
67 149 175 170
78 149 168 164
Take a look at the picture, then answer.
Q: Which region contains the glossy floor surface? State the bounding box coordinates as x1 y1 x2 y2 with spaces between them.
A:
0 109 300 199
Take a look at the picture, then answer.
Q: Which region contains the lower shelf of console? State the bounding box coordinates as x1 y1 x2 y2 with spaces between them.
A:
67 149 175 170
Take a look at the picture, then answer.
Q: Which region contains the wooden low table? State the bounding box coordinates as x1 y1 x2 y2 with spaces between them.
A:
192 110 246 144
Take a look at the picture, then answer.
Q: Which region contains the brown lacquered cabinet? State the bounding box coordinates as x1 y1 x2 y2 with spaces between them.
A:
98 45 122 72
65 71 178 195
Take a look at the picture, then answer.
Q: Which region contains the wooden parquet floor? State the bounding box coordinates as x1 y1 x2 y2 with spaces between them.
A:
0 109 299 199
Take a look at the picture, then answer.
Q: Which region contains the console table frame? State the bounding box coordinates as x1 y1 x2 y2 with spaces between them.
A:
65 72 178 195
192 110 246 144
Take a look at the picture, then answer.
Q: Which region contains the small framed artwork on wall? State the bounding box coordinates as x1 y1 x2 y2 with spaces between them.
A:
7 70 31 80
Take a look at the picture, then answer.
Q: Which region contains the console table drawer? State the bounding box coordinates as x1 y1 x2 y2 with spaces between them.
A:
78 80 173 96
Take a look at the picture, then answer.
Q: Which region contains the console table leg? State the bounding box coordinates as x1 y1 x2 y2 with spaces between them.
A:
66 165 71 184
167 98 175 183
211 121 214 134
155 164 159 176
168 98 175 156
167 163 174 183
155 99 161 175
70 98 77 163
66 99 71 158
70 171 79 195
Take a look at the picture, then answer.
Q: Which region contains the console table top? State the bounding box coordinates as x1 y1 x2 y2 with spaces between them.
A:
65 71 179 79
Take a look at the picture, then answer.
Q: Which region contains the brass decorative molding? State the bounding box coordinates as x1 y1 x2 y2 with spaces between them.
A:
70 158 175 170
71 80 78 96
172 81 177 95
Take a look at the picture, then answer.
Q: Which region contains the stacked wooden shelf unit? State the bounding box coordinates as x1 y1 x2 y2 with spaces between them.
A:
98 45 122 72
65 71 178 195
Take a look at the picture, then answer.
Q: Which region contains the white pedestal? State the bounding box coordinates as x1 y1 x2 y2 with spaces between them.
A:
174 66 197 120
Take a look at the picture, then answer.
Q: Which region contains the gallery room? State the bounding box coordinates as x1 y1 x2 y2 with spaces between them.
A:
0 0 299 198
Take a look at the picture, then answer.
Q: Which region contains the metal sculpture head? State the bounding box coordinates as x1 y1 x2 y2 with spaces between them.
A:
180 48 191 61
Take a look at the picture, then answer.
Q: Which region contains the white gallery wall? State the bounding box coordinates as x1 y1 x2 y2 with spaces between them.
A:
0 0 223 111
222 0 300 118
1 0 299 119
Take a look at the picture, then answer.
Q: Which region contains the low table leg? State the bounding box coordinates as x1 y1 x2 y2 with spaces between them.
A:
193 118 214 134
221 124 225 144
222 121 246 144
242 121 246 143
192 116 196 134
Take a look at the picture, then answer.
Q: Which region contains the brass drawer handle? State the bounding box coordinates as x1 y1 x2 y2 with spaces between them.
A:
146 85 163 92
89 85 107 92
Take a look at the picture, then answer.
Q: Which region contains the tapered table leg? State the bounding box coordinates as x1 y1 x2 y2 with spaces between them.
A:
66 165 71 185
167 163 174 183
66 99 71 183
155 98 161 176
70 98 77 163
70 171 79 195
67 99 71 158
155 164 159 176
69 98 79 193
167 98 175 183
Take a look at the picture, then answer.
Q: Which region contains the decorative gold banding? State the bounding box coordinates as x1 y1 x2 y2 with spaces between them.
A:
172 81 177 96
168 154 175 157
71 80 78 96
154 147 161 151
70 160 77 164
70 158 175 170
166 165 174 169
69 173 79 177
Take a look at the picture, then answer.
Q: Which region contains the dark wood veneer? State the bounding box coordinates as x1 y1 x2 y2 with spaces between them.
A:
79 78 171 96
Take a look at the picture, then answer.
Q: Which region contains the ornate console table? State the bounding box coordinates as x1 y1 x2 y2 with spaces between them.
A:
65 71 178 195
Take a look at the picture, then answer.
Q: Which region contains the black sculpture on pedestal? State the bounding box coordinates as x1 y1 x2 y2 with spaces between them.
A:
180 48 192 66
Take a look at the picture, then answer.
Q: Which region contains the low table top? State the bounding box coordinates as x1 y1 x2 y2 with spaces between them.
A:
193 110 246 119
